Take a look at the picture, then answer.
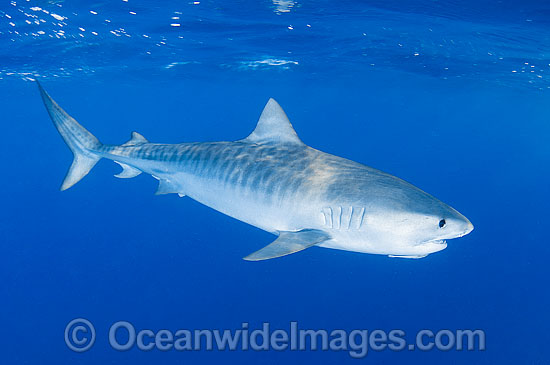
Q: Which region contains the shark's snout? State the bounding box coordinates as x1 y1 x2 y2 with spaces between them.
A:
445 212 474 240
455 209 474 236
462 219 474 236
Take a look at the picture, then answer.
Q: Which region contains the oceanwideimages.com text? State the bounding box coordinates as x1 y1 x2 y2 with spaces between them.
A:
65 319 485 357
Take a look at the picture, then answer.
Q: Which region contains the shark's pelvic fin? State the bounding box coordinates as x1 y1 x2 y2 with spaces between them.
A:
244 229 330 261
37 82 102 191
114 162 142 179
122 131 149 146
243 98 303 145
155 179 181 195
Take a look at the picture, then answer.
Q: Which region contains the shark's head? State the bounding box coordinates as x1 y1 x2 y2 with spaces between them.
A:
401 203 474 254
362 179 474 257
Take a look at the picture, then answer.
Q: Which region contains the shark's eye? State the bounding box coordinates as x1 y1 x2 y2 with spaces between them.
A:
439 219 446 228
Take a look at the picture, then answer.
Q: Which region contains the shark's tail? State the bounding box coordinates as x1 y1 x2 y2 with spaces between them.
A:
37 82 103 191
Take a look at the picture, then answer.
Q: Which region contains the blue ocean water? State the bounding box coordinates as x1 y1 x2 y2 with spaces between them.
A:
1 0 549 363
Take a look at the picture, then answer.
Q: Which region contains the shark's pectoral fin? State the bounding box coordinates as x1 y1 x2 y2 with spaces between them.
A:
244 229 331 261
155 179 181 195
114 162 142 179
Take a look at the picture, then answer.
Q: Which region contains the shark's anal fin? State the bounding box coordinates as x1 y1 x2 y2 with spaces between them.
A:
114 162 142 179
244 229 330 261
155 179 181 195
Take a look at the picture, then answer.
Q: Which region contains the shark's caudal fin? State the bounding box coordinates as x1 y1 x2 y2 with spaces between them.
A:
37 82 103 190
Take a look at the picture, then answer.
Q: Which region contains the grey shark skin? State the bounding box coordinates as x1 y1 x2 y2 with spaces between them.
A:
38 82 473 260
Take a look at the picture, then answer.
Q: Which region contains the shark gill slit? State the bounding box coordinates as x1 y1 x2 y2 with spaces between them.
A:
346 206 353 230
358 207 366 229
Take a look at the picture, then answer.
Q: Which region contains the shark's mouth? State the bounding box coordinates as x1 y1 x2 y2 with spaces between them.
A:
417 239 448 254
419 239 447 246
389 239 448 258
427 240 448 255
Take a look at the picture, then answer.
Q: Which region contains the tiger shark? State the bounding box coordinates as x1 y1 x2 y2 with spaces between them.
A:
38 82 473 260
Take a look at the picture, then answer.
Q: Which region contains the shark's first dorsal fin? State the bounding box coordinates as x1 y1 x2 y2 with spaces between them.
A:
243 98 303 145
122 131 149 147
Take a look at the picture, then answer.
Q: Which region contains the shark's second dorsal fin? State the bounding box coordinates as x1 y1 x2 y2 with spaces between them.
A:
243 99 303 145
122 131 149 147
